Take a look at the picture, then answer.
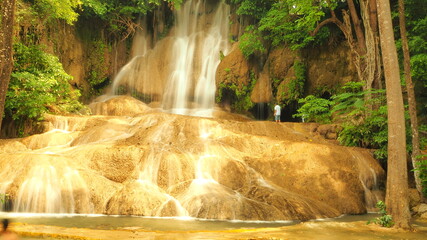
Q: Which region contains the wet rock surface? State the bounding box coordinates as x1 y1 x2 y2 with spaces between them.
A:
1 96 385 220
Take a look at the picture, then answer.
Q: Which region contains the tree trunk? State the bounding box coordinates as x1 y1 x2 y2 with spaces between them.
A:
377 0 411 229
398 0 424 202
347 0 367 54
368 0 379 34
314 0 381 95
359 0 382 112
367 0 383 90
0 0 16 132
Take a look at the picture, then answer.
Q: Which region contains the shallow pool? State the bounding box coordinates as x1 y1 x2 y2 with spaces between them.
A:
1 213 425 240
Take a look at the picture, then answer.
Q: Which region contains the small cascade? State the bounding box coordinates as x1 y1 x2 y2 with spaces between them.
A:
351 150 385 212
15 164 91 213
0 153 92 214
0 114 145 215
252 103 269 120
359 168 384 212
111 18 151 98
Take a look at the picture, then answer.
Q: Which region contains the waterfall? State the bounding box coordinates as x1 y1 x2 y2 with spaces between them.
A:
110 0 230 117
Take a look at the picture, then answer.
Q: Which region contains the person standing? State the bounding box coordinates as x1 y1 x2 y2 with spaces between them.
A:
274 103 281 123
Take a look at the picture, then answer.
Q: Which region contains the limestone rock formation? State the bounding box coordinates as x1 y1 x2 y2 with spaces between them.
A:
303 42 358 95
250 72 272 103
215 43 251 88
265 47 298 80
0 96 384 221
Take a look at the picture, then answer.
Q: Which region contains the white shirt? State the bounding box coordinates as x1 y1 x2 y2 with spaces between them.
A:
274 105 281 115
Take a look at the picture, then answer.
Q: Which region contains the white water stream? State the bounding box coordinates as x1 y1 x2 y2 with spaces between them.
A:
111 0 230 117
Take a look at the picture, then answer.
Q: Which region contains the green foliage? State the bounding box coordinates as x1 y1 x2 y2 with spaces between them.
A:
338 105 388 160
0 193 9 204
414 156 427 197
31 0 82 24
271 77 281 97
216 72 256 113
368 201 394 228
294 82 389 161
80 0 183 36
331 82 388 160
219 51 225 61
86 39 109 90
258 0 322 49
331 82 372 122
239 25 266 58
410 54 427 84
293 95 332 124
286 60 306 102
5 43 84 121
420 125 427 149
230 0 274 20
232 0 332 51
276 60 307 105
401 0 427 114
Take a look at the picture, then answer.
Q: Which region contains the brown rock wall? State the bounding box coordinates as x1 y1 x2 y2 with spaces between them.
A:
216 43 251 87
303 42 358 95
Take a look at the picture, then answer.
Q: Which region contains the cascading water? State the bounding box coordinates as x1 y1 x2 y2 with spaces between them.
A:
0 0 386 221
110 0 230 117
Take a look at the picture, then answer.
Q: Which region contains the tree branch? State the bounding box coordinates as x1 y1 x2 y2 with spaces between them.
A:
311 16 345 37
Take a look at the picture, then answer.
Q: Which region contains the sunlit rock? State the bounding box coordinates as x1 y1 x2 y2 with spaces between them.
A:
0 100 385 220
89 95 153 116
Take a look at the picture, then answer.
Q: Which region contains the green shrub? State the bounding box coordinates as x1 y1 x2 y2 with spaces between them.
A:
330 82 388 161
239 25 266 59
216 72 256 113
293 95 332 124
5 43 84 122
331 82 366 122
286 60 306 102
338 105 388 160
368 201 394 228
86 39 109 91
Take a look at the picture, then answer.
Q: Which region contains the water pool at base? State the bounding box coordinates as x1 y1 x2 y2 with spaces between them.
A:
1 213 426 240
1 213 298 231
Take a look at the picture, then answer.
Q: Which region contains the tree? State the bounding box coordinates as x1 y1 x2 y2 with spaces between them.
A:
398 0 424 201
377 0 411 229
80 0 183 40
253 0 382 95
0 0 16 132
312 0 382 103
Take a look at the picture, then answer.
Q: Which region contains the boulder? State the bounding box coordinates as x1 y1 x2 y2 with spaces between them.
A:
250 72 273 103
215 43 251 87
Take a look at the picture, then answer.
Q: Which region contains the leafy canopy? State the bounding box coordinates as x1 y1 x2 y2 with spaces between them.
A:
6 43 84 121
29 0 82 24
80 0 183 34
233 0 336 56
